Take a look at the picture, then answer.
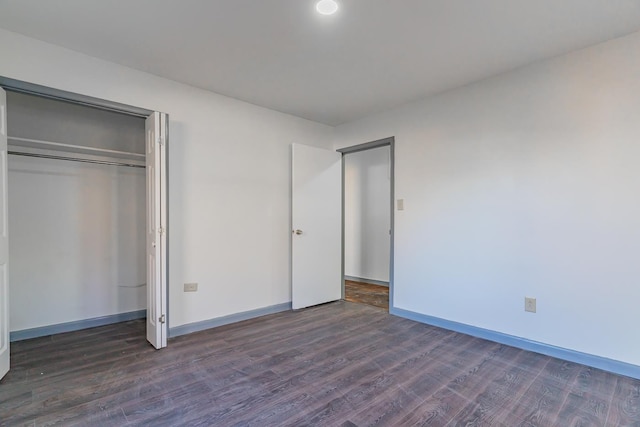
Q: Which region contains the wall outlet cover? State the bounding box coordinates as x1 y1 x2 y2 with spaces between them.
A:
184 282 198 292
525 297 536 313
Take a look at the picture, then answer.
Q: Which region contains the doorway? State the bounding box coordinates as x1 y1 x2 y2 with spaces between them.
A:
339 137 394 311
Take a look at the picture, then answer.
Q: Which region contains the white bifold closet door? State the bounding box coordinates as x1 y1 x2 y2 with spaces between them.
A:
146 112 168 349
291 143 342 310
0 88 9 380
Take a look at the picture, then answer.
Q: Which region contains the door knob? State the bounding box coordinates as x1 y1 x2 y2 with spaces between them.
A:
293 229 303 235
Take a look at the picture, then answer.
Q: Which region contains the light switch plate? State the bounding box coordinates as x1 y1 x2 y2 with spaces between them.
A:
397 199 404 211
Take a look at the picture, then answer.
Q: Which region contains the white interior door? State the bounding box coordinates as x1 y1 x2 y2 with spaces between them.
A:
146 112 167 349
291 143 342 309
0 88 9 379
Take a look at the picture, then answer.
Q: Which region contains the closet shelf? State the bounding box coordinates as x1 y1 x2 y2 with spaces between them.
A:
8 136 145 159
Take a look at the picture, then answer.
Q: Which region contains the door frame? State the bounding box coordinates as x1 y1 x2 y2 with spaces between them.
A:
0 76 169 346
337 136 395 310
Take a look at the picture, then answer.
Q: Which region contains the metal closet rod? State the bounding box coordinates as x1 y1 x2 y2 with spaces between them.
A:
8 151 146 169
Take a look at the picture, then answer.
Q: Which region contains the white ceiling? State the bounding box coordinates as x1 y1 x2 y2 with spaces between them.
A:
1 1 639 126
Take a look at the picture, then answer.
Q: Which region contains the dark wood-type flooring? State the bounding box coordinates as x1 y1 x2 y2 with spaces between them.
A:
344 280 389 310
1 301 639 426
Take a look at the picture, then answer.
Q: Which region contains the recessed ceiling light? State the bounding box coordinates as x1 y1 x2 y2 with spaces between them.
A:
316 0 338 15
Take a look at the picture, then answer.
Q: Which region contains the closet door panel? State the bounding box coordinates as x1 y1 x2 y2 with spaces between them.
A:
145 111 167 349
0 88 9 379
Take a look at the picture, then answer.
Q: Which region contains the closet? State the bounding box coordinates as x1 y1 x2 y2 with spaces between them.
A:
0 81 167 377
0 80 169 378
7 90 146 331
8 90 147 337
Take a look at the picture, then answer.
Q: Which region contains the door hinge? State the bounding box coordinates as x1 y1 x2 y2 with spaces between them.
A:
157 137 164 146
158 226 165 235
159 314 166 324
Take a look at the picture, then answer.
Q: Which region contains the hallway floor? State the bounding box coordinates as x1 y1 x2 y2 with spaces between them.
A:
344 280 389 310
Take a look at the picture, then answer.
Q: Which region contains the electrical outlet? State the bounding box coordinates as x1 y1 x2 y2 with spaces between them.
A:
525 297 536 313
184 282 198 292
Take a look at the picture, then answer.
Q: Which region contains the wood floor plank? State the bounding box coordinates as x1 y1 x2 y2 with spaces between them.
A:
180 317 442 426
603 375 640 426
385 345 508 425
344 280 389 310
448 354 547 426
119 320 400 421
554 365 618 426
500 358 582 426
1 301 638 426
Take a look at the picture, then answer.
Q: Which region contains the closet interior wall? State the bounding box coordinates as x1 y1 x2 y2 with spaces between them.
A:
7 91 146 335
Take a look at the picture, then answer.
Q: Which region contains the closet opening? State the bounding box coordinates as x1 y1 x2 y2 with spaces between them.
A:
0 78 168 369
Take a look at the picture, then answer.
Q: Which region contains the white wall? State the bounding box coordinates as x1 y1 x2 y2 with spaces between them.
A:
8 158 146 330
0 28 333 329
334 32 640 366
344 146 390 282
